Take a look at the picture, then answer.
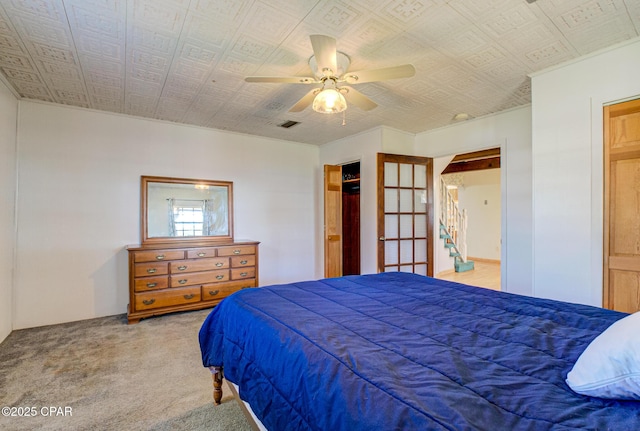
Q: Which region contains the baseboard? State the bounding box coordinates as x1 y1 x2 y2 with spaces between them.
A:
435 269 455 277
467 256 501 264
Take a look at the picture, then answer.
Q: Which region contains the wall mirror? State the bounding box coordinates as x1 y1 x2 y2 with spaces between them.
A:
141 176 233 246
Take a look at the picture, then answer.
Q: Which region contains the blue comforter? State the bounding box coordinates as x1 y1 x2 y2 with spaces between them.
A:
199 272 640 430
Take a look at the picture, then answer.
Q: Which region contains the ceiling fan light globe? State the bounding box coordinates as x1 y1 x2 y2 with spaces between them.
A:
313 89 347 114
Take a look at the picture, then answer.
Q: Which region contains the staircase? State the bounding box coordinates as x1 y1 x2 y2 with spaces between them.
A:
439 177 474 273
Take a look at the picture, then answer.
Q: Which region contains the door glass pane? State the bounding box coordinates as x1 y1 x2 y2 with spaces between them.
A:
400 240 413 263
399 189 413 212
415 239 427 262
414 189 426 213
415 214 426 237
384 163 398 187
414 165 426 188
414 264 427 276
385 215 398 239
399 163 413 187
400 214 413 238
385 266 399 272
385 240 398 265
400 265 414 273
385 188 398 212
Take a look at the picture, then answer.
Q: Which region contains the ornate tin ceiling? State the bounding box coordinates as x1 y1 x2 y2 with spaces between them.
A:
0 0 638 145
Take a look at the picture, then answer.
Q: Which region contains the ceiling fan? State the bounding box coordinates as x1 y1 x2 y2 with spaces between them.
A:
244 35 416 114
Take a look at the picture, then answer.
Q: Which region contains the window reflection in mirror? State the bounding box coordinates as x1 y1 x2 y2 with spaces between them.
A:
141 176 233 245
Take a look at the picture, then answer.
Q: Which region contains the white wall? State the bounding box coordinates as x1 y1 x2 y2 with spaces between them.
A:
0 79 17 343
14 101 318 329
457 169 501 260
415 106 533 297
531 38 640 307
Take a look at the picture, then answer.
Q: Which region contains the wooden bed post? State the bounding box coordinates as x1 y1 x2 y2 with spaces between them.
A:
212 366 224 405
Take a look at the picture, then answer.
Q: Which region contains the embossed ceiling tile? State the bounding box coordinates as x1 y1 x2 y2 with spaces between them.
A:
130 65 164 84
219 53 264 76
479 2 539 38
0 31 23 52
538 0 637 53
0 66 41 83
337 16 399 53
11 14 72 48
3 0 67 22
363 33 431 64
241 2 300 44
0 52 35 70
375 0 444 25
77 35 121 60
130 25 178 55
183 14 235 50
625 0 640 31
132 49 169 71
52 88 89 106
65 3 124 40
30 42 76 62
229 35 275 63
171 59 211 82
36 59 81 80
463 45 510 72
126 78 162 96
434 28 492 58
178 42 219 67
448 0 516 21
304 1 365 37
11 80 51 99
406 5 471 45
520 39 574 70
131 0 188 35
125 93 158 115
192 0 254 25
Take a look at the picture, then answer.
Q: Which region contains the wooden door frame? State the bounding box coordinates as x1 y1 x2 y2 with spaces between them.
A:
603 98 640 310
377 153 434 275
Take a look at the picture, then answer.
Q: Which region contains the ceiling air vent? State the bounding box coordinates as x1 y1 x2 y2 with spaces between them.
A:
278 120 300 129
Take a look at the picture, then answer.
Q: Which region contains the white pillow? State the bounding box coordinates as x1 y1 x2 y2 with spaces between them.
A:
566 311 640 400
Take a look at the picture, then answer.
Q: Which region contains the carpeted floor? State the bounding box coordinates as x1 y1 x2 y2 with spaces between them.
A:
0 309 252 431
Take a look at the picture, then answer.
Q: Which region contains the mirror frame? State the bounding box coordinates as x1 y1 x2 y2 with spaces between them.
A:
140 175 234 246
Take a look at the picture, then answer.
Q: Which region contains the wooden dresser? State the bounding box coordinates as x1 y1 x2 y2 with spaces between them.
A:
126 240 259 323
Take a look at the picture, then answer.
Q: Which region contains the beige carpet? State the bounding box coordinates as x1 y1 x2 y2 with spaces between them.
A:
0 309 252 431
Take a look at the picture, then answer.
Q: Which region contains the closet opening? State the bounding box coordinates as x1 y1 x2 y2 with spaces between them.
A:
342 161 361 275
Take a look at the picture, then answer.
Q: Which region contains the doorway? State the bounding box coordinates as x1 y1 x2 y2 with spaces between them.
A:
603 98 640 313
342 162 360 275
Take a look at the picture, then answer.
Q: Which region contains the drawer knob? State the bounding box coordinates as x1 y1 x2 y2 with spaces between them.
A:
147 268 157 274
233 250 241 255
184 294 195 300
216 275 224 280
177 265 187 271
198 252 206 257
215 262 223 267
240 260 248 265
143 299 155 305
156 254 165 260
240 272 248 277
178 279 187 285
146 282 157 288
209 290 220 296
241 286 251 289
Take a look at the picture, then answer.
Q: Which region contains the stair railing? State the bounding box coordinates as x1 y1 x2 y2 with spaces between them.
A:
439 177 468 262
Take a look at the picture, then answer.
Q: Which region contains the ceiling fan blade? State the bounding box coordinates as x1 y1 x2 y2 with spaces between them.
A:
310 34 337 76
245 76 317 84
340 86 378 111
342 64 416 84
289 88 320 112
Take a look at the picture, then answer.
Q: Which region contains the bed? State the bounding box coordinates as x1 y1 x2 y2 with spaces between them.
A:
198 272 640 430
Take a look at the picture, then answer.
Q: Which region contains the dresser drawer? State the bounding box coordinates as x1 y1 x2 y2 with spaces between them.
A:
231 255 255 268
201 280 257 301
135 286 201 311
134 262 169 277
170 257 229 273
170 269 229 287
231 267 255 280
186 248 218 259
217 245 256 257
134 276 169 292
134 249 185 263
